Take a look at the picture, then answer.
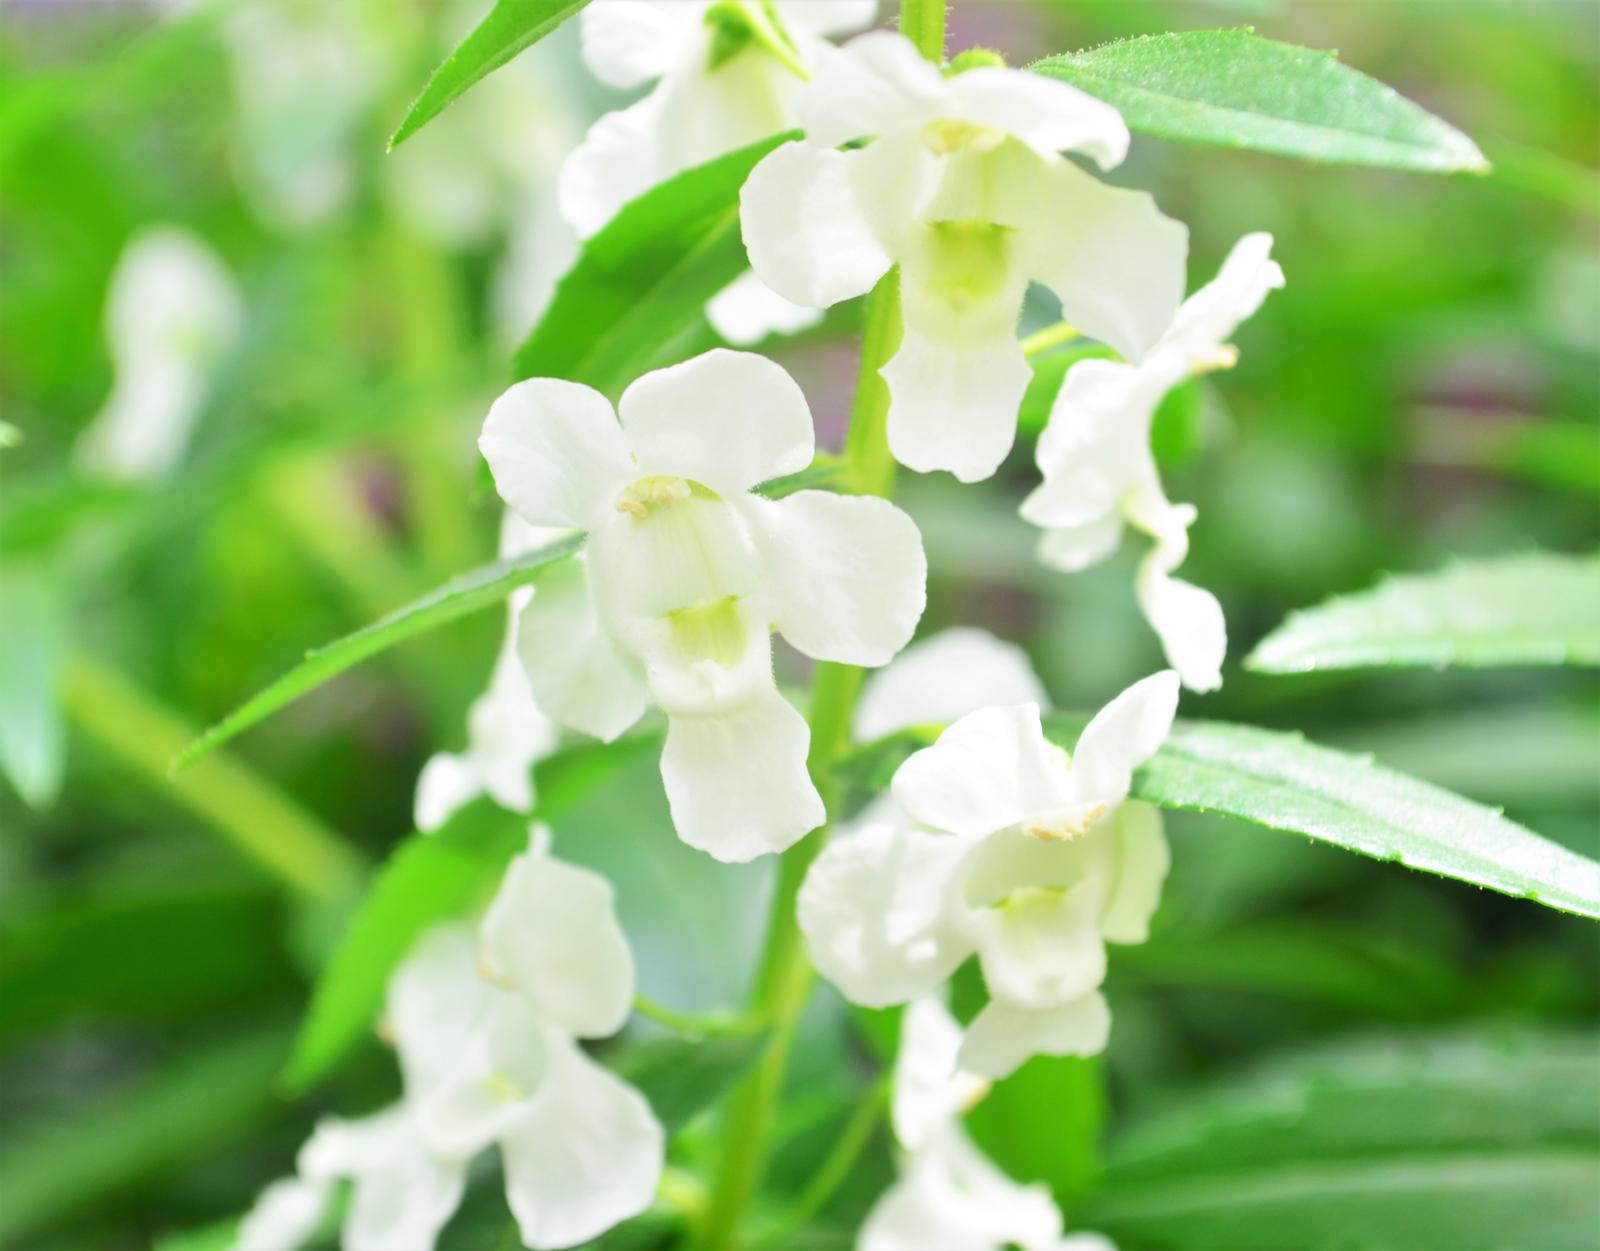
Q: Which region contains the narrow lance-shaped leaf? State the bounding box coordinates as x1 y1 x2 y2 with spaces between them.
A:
1087 1028 1600 1251
282 735 655 1093
513 133 800 396
389 0 592 148
1247 551 1600 673
1033 29 1487 174
173 533 584 770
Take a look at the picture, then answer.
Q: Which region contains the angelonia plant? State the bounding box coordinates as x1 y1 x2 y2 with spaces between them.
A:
140 2 1599 1250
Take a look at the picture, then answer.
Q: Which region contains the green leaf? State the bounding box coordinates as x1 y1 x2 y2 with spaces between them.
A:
282 737 653 1093
389 0 592 148
174 533 583 771
0 1022 289 1246
966 1055 1105 1216
618 1032 769 1136
1033 30 1487 173
1104 716 1600 921
511 133 800 396
1247 551 1600 673
0 564 66 808
1088 1028 1600 1250
841 716 1600 919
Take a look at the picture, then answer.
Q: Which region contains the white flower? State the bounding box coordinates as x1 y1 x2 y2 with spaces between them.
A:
740 31 1189 483
561 3 873 345
414 514 562 833
859 996 1115 1251
1022 234 1285 692
479 349 926 861
237 833 661 1251
560 0 873 238
73 226 242 484
799 673 1177 1078
233 1106 465 1251
854 626 1047 743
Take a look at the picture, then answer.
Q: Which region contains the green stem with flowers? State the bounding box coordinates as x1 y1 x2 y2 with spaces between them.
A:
697 7 945 1242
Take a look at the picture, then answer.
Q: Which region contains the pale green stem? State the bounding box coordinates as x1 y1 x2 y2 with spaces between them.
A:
899 0 947 64
633 993 767 1038
63 652 365 903
697 271 904 1248
753 1075 892 1249
1021 319 1082 357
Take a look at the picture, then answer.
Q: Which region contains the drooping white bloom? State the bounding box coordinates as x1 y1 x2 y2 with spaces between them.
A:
854 626 1048 743
74 226 242 484
560 0 873 238
479 349 926 861
414 514 562 833
799 673 1177 1078
740 31 1189 483
1023 234 1285 692
561 2 873 345
233 1106 465 1251
859 996 1116 1251
237 831 663 1251
218 0 376 230
389 833 661 1249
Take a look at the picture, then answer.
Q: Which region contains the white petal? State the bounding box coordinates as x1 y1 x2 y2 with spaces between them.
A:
705 270 825 346
234 1176 329 1251
413 752 481 834
969 880 1107 1011
659 680 823 861
414 994 552 1160
958 992 1112 1080
1124 483 1226 692
797 30 947 148
854 627 1048 742
881 305 1033 483
618 349 814 495
480 378 633 531
776 0 876 37
76 227 242 484
1069 670 1180 809
1139 561 1227 693
1022 358 1161 531
860 1125 1063 1251
950 67 1128 168
892 998 991 1152
742 490 927 666
557 93 665 239
298 1108 467 1251
740 141 889 308
516 556 649 742
1158 231 1284 369
1100 801 1169 945
798 821 973 1007
1025 161 1188 364
1034 516 1127 574
343 1137 466 1251
578 1 708 89
499 1032 665 1251
386 925 492 1100
468 642 556 813
892 704 1070 839
480 841 635 1037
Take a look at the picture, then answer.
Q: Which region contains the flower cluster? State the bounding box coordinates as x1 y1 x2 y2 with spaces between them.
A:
243 10 1283 1247
802 642 1176 1078
237 830 662 1251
